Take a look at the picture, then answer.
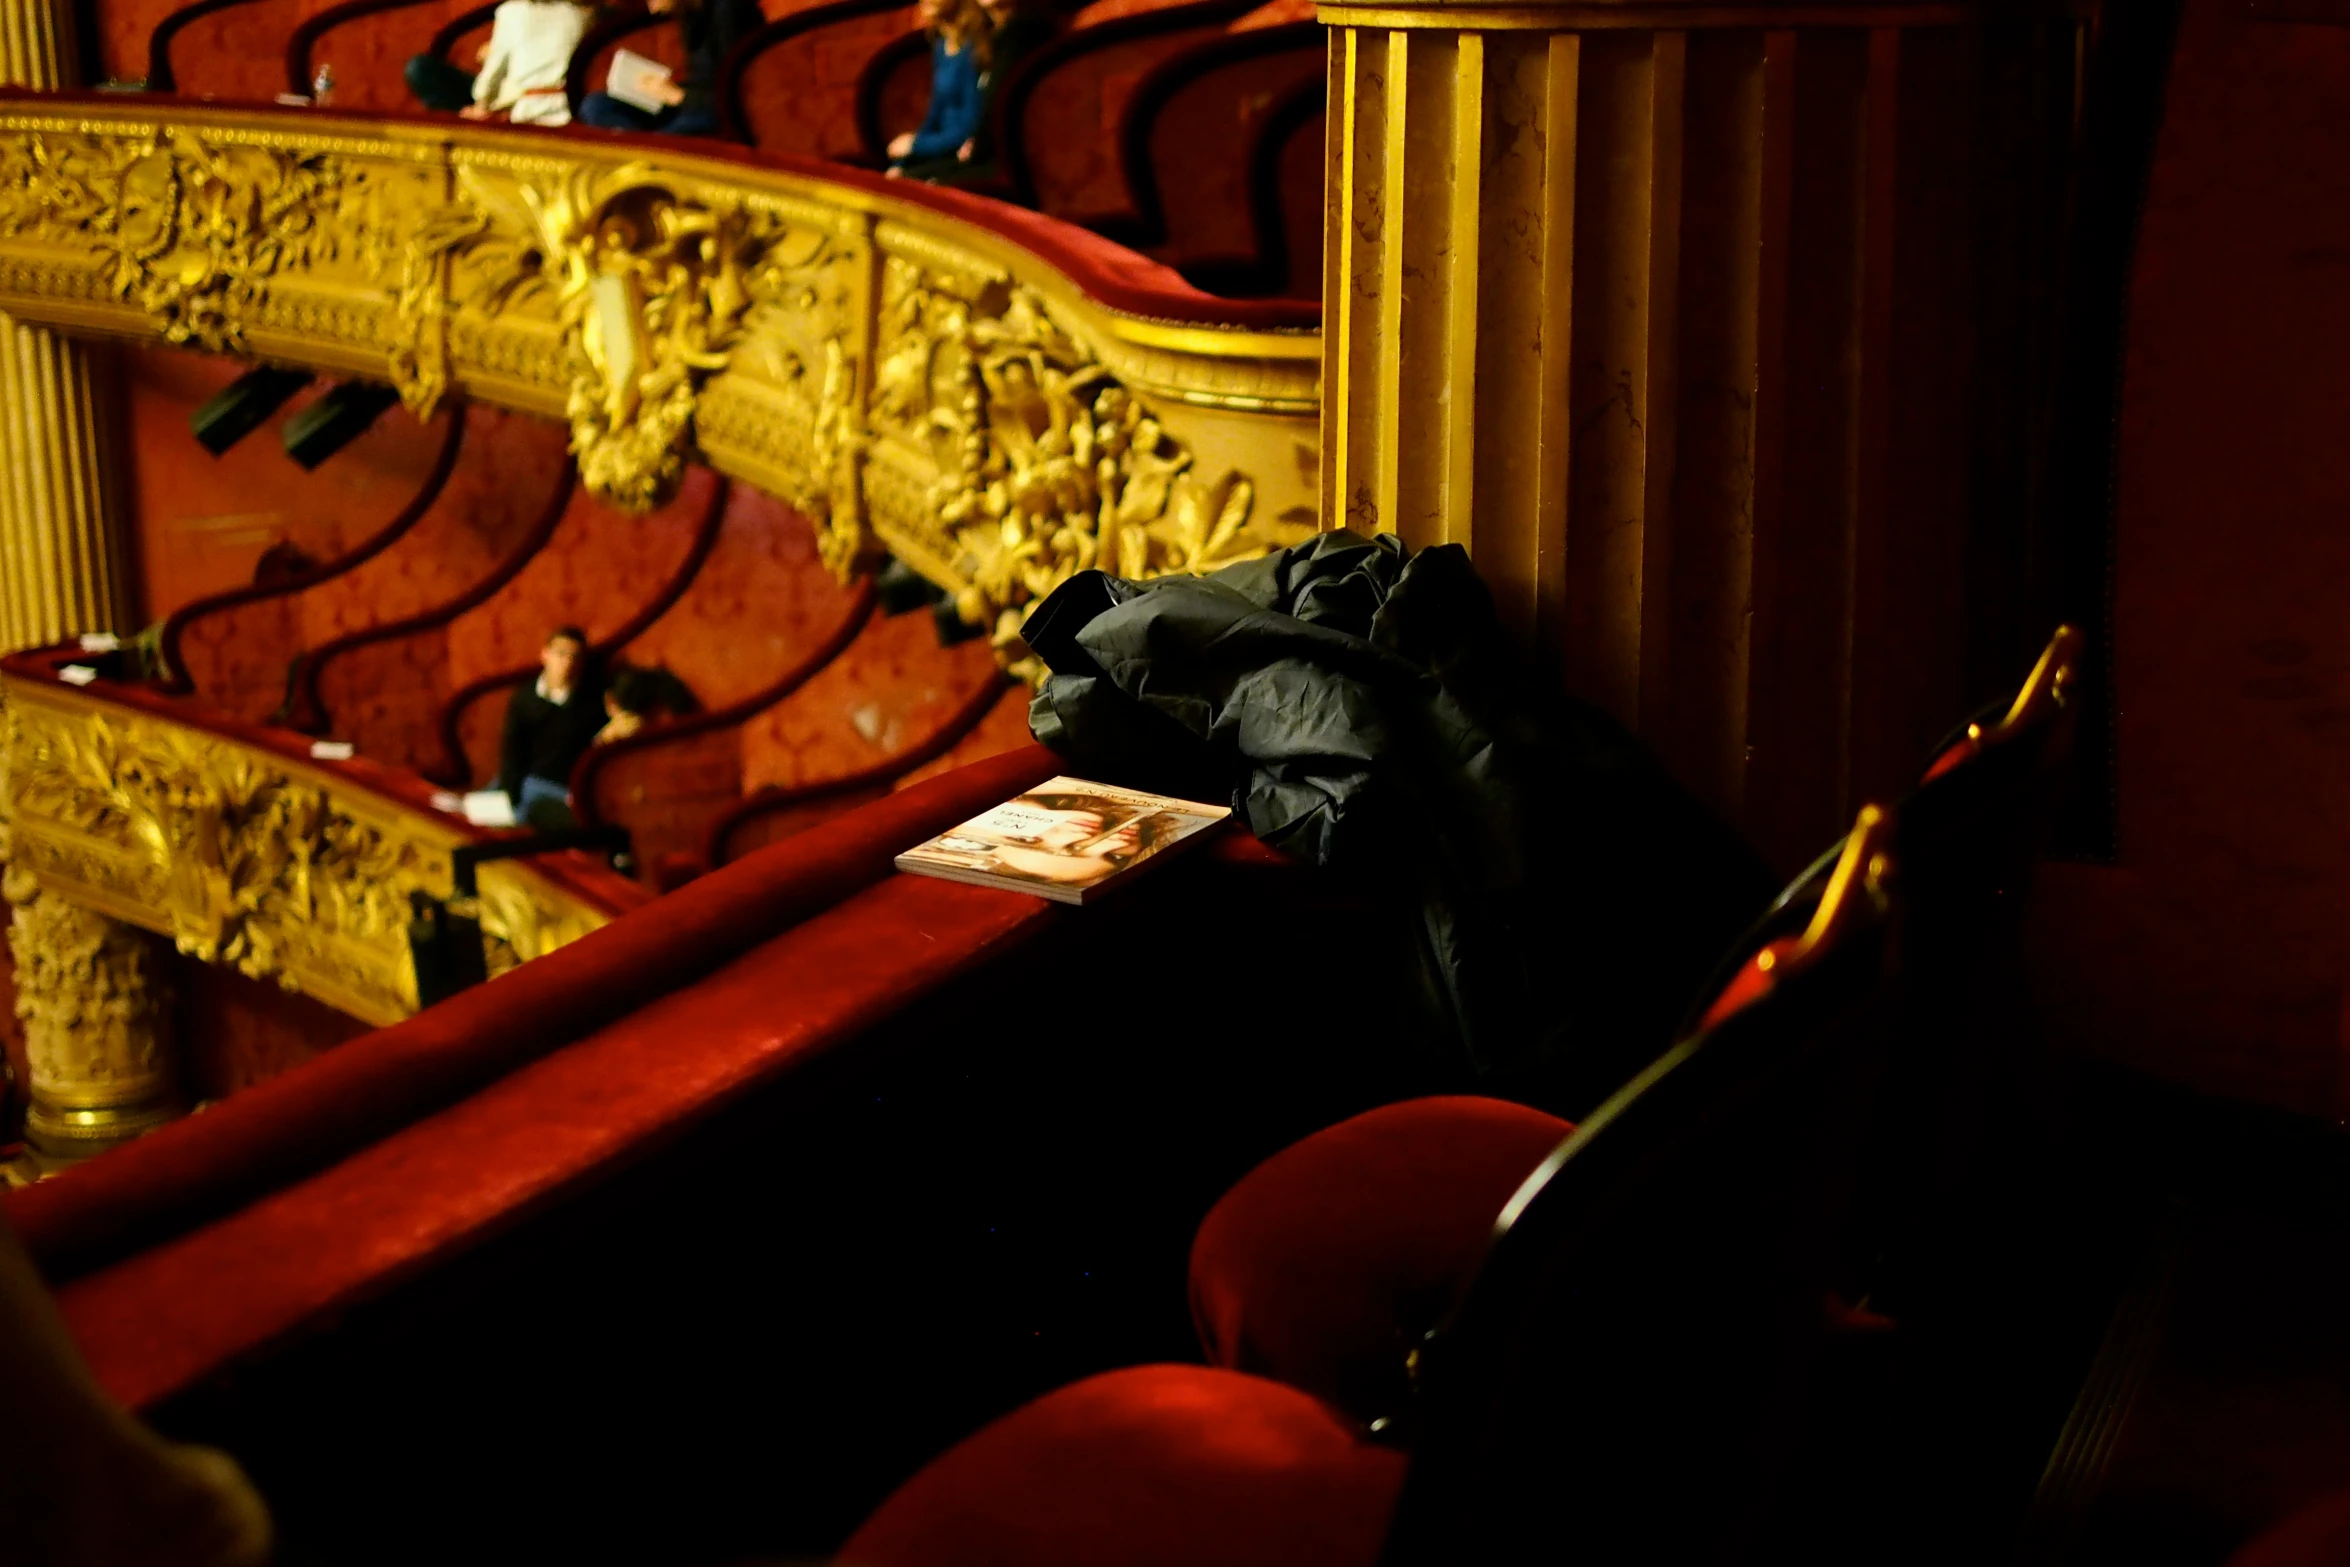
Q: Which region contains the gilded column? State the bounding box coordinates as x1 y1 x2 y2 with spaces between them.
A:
0 322 132 653
0 2 164 1177
0 0 133 656
1318 0 2074 872
0 831 180 1178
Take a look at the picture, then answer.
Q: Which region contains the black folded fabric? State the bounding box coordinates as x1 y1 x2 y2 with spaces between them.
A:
1026 531 1779 1112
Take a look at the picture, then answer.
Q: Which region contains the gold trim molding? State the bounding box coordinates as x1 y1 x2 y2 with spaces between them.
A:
1314 2 1984 27
0 102 1319 638
1 674 610 1027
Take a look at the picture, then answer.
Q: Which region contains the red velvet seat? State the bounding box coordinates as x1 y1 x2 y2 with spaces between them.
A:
839 1365 1407 1567
846 800 1903 1565
1184 627 2088 1452
1187 1095 1570 1424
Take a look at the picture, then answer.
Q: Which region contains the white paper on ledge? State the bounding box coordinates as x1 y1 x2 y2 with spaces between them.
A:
77 632 120 653
57 664 97 686
309 740 355 760
460 790 516 828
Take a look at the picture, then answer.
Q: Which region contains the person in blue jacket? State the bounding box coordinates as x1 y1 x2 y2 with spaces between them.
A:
887 0 989 179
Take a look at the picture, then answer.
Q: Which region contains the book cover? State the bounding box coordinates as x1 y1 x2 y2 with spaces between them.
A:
604 48 674 113
895 776 1232 905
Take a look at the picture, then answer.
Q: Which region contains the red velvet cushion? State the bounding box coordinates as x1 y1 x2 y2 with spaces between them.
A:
1186 1096 1572 1423
2227 1486 2350 1566
839 1365 1406 1567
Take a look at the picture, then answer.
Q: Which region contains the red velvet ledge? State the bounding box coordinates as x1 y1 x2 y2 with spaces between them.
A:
0 90 1319 334
3 653 1061 1280
58 867 1058 1411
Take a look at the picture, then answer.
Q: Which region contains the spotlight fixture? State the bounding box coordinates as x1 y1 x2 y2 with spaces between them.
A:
283 380 403 470
190 365 314 456
876 556 947 616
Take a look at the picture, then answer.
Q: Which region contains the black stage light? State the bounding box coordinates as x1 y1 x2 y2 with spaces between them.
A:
190 365 314 455
876 555 948 616
283 380 403 470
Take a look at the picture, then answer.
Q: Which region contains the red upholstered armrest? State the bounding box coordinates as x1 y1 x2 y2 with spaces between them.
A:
6 742 1061 1282
60 864 1063 1411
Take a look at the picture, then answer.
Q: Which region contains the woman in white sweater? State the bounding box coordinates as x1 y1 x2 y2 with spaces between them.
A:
405 0 591 127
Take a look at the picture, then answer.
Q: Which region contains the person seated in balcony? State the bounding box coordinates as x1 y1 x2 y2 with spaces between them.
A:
594 663 697 745
886 0 990 180
890 0 1054 186
404 0 592 127
577 0 763 137
496 626 605 827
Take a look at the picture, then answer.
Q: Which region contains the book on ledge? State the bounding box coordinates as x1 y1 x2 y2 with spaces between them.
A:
604 48 674 113
895 776 1231 905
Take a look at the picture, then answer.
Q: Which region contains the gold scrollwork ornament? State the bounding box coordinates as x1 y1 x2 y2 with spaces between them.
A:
906 285 1313 668
0 127 343 353
394 163 849 513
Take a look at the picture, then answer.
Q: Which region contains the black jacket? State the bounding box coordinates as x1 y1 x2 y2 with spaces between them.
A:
679 0 762 113
496 679 605 800
1025 532 1780 1113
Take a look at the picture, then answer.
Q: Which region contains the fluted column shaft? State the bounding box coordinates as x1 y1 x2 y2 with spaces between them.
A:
0 0 126 653
0 0 69 89
1318 0 2075 872
0 1 170 1177
0 316 134 652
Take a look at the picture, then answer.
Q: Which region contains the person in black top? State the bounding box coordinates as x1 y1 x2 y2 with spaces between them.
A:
496 626 606 826
576 0 763 136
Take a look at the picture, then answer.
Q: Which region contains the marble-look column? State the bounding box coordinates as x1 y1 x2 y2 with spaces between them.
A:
1317 0 2076 873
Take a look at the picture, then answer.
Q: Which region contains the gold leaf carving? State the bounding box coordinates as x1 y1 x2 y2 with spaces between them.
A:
0 127 344 353
0 109 1314 679
865 261 1313 672
1 685 608 1028
392 163 862 515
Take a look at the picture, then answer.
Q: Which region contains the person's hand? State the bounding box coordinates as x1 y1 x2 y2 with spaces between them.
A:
888 130 915 160
884 165 904 178
459 103 491 120
654 78 686 106
956 137 973 162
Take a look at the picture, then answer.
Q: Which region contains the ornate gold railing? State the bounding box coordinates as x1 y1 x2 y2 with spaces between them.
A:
1 665 621 1028
0 97 1323 655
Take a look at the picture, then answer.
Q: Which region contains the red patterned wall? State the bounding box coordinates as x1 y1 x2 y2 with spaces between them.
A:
173 952 374 1104
2028 0 2350 1119
91 0 183 83
168 0 345 102
175 406 570 725
582 490 870 875
1139 41 1319 270
738 608 1001 791
1018 0 1231 224
443 468 724 785
738 6 920 158
615 484 856 709
122 345 453 624
894 681 1033 787
308 0 488 111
